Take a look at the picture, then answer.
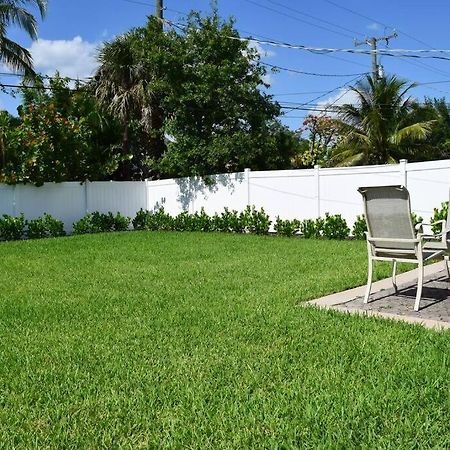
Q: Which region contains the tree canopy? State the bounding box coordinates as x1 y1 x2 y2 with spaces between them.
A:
329 75 435 166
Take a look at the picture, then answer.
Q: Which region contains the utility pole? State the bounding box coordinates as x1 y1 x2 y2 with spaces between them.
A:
354 31 398 82
156 0 163 26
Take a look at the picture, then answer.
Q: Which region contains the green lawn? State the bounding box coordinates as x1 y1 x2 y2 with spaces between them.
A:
1 232 450 448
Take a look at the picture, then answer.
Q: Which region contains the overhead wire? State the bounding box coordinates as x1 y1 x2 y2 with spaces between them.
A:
321 0 450 79
241 0 356 40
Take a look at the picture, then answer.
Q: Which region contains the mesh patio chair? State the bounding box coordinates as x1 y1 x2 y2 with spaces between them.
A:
358 185 445 312
421 190 450 259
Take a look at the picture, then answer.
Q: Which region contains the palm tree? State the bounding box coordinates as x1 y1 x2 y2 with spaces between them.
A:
0 0 47 75
93 33 143 179
329 75 435 166
93 20 167 180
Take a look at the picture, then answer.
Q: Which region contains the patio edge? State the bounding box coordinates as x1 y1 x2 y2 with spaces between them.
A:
302 260 450 330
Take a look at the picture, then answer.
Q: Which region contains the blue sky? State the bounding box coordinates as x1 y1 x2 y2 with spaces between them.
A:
2 0 450 130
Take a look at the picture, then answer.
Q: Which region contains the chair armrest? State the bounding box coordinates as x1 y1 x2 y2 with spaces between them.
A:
367 237 420 244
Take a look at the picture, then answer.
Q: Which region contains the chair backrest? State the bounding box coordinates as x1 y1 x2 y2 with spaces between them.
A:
358 185 415 250
446 188 450 235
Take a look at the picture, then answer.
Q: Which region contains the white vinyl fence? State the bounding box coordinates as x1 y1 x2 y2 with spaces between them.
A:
1 158 449 232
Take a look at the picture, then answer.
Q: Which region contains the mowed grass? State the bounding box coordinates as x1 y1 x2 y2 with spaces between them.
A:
1 232 450 448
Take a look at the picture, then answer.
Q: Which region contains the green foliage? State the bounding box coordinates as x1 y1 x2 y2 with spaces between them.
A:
243 206 271 235
27 213 65 239
73 212 131 235
322 213 350 240
410 212 424 229
132 208 173 231
274 217 301 237
0 214 26 240
331 75 435 166
431 201 449 234
352 215 368 240
0 0 47 76
1 76 122 185
300 218 324 239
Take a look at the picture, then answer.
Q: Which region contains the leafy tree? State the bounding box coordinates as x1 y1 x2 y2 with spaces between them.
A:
330 75 435 166
93 13 294 179
413 98 450 160
297 114 339 167
0 0 47 75
158 12 288 177
1 76 122 185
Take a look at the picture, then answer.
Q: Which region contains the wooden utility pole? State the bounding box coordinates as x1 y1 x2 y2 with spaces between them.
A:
355 32 398 81
156 0 163 25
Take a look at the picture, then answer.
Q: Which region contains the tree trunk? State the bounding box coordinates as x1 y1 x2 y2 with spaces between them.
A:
118 122 132 180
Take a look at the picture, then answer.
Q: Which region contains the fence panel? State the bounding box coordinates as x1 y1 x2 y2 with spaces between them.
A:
1 159 450 231
87 181 146 220
249 169 317 220
0 185 14 217
15 182 85 231
406 160 450 220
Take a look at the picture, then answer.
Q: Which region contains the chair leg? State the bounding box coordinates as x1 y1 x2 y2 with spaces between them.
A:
392 260 398 293
364 254 373 304
414 260 424 312
445 255 450 279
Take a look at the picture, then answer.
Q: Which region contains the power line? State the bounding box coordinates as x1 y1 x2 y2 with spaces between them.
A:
322 0 438 50
261 61 368 78
241 0 356 40
264 0 365 38
322 0 450 79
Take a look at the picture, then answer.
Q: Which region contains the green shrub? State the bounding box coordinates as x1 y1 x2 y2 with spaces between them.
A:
411 212 423 230
132 208 173 231
73 214 92 235
215 208 246 233
431 201 448 234
352 215 367 240
132 209 152 231
244 206 271 235
0 214 26 241
111 212 131 231
274 217 301 237
300 218 323 239
74 211 130 234
322 213 350 240
27 216 47 239
190 209 213 232
26 213 66 239
44 214 66 237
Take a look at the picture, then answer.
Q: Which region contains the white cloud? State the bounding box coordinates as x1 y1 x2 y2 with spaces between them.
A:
29 36 99 80
367 22 380 31
249 41 276 58
317 87 360 117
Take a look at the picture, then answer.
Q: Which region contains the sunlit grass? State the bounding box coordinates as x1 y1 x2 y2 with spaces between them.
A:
0 232 449 448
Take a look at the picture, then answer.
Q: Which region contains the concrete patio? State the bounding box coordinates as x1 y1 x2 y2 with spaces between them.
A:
306 261 450 330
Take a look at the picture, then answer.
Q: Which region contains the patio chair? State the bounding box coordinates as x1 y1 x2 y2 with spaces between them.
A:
358 185 445 312
421 190 450 260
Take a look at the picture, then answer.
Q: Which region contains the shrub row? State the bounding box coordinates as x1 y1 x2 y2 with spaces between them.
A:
0 213 65 241
132 207 351 240
4 202 447 242
73 212 131 234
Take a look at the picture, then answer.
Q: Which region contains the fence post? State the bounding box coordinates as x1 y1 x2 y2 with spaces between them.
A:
244 168 251 207
314 164 321 218
12 184 16 217
399 159 408 187
84 180 89 214
144 179 149 211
